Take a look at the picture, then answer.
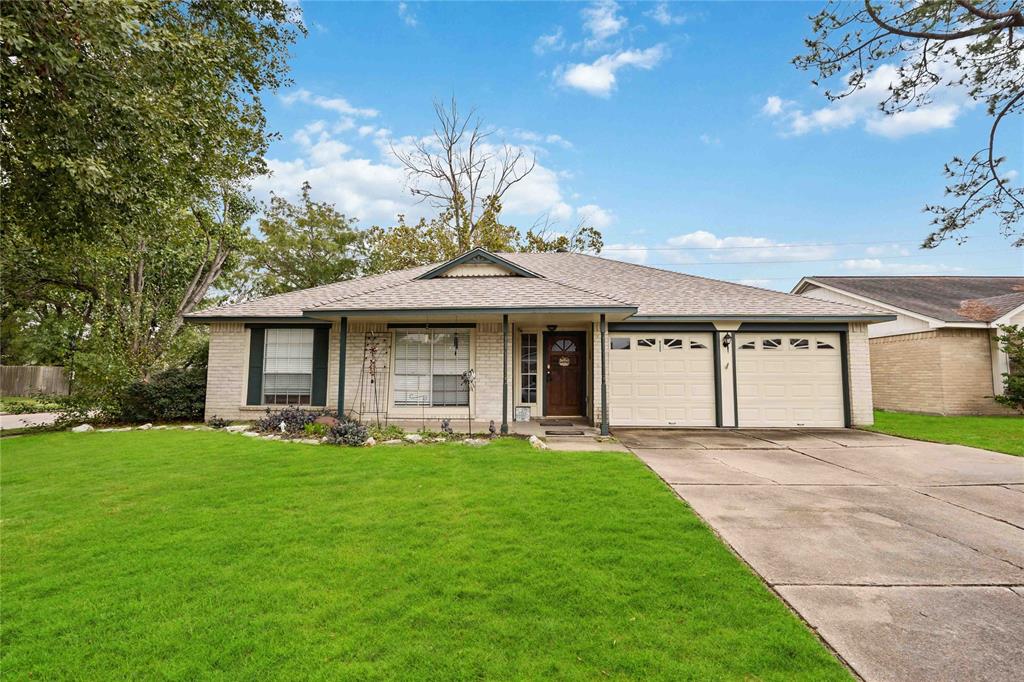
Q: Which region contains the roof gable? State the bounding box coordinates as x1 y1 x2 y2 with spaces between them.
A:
415 247 542 280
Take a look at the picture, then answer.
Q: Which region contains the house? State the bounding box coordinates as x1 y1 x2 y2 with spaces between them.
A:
793 276 1024 416
186 249 894 431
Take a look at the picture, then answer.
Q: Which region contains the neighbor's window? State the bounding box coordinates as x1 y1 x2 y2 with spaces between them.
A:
394 330 470 407
521 333 538 403
263 328 314 405
610 337 631 350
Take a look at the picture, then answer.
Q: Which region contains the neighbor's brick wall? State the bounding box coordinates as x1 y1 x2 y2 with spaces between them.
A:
869 328 1013 416
847 322 874 426
204 322 248 421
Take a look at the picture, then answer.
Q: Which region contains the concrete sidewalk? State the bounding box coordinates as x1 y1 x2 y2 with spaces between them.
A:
617 428 1024 682
0 412 60 430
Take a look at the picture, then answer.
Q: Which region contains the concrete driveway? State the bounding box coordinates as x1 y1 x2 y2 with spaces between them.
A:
616 428 1024 682
0 412 59 430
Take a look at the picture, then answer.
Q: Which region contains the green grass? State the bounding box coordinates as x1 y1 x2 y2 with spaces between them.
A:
866 410 1024 456
1 432 849 680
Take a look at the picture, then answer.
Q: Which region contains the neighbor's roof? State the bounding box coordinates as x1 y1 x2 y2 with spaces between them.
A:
188 250 889 321
796 276 1024 323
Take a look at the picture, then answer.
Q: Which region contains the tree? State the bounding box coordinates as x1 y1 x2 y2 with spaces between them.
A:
994 324 1024 412
796 1 1024 246
0 0 302 242
0 187 253 399
358 199 604 276
392 97 537 251
244 182 361 295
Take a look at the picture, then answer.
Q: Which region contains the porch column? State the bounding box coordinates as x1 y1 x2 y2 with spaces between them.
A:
600 313 609 436
337 316 348 419
501 313 509 434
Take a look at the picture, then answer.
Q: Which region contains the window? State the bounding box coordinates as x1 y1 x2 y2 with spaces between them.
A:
552 338 577 352
816 340 835 350
521 334 538 403
263 328 314 405
689 340 708 349
663 338 683 349
394 330 470 406
637 337 657 348
789 338 809 350
739 340 756 350
610 337 631 350
762 338 782 350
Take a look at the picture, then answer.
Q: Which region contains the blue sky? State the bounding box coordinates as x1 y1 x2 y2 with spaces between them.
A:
257 1 1023 290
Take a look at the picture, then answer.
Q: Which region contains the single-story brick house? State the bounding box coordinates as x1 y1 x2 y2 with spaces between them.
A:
187 249 894 431
793 276 1024 416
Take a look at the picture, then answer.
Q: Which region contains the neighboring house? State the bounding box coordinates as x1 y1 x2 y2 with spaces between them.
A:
186 249 893 430
793 276 1024 416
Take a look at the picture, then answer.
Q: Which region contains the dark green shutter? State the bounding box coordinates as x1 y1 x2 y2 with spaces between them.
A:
311 327 329 406
246 327 265 405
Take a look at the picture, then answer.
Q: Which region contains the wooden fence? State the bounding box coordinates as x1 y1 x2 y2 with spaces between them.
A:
0 365 70 396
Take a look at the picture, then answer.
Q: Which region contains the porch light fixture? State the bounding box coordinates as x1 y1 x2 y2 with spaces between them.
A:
547 324 558 332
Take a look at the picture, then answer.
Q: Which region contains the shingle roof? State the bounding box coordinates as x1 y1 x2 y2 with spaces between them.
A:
188 251 888 320
800 276 1024 322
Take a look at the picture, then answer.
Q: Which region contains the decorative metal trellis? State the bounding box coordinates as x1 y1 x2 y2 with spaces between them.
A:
351 332 391 426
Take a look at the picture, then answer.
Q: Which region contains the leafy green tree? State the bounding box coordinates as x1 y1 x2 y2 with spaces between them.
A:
0 0 302 242
358 197 604 276
994 324 1024 412
796 1 1023 246
244 182 361 295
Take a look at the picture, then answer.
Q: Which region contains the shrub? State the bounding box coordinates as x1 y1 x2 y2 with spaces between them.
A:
304 422 329 438
368 423 404 441
253 406 327 434
325 420 368 446
52 393 111 429
994 324 1024 413
117 367 206 423
207 415 230 429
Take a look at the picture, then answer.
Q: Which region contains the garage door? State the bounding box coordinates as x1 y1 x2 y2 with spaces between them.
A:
607 333 715 426
736 333 844 427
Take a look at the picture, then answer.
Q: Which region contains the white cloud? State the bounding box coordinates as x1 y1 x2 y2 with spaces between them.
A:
663 230 835 263
763 63 973 139
699 133 720 146
281 89 378 118
603 243 648 264
534 27 565 55
559 45 668 97
840 259 965 274
646 2 686 26
581 0 627 49
398 2 417 27
577 204 614 229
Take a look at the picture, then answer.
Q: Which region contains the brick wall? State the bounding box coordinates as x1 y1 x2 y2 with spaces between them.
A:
869 328 1013 415
204 322 248 420
847 322 875 426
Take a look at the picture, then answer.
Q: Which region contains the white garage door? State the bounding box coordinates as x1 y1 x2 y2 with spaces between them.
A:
736 333 844 427
608 333 715 426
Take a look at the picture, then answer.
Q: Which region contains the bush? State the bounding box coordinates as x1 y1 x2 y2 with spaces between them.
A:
52 393 111 429
207 415 230 429
368 423 404 441
116 366 206 423
253 406 328 434
325 420 368 446
994 324 1024 413
304 422 329 438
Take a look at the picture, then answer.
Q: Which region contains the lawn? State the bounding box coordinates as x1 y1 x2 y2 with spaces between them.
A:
865 410 1024 456
0 431 848 680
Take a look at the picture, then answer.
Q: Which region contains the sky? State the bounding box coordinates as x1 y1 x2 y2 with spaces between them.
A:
256 0 1024 291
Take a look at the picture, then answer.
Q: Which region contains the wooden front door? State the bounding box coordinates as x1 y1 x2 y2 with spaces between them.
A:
545 332 585 416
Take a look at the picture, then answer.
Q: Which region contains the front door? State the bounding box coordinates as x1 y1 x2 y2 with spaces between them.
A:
545 332 585 416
